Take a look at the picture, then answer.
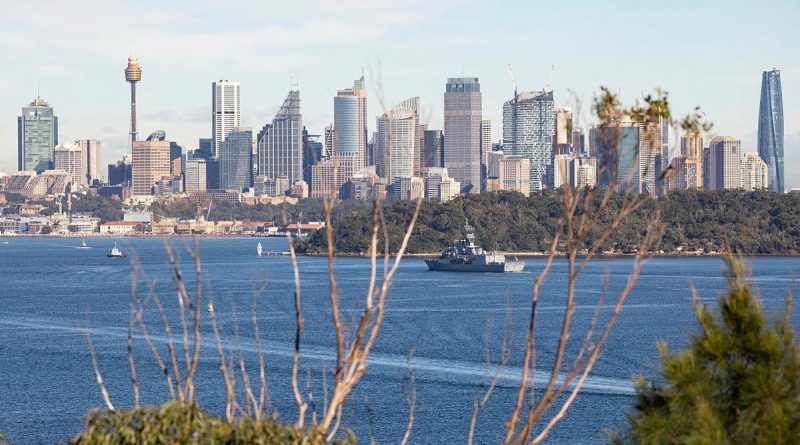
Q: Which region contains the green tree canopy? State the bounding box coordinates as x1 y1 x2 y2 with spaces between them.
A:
615 258 800 444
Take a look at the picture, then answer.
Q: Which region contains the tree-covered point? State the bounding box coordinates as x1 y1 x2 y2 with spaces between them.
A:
296 189 800 255
66 194 124 223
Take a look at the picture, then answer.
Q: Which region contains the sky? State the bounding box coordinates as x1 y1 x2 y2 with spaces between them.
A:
1 0 798 186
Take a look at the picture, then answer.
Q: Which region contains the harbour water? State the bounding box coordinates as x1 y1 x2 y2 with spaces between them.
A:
0 237 798 444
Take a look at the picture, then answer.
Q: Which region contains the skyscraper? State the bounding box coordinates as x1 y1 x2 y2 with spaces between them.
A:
212 80 241 158
444 78 482 193
132 139 171 196
502 90 555 192
184 158 207 193
18 96 58 173
124 52 142 146
555 107 573 151
757 69 784 192
76 139 101 184
707 136 741 190
334 76 368 174
596 122 640 192
424 129 444 168
375 102 417 186
54 143 86 187
480 119 492 190
740 152 768 191
257 90 303 186
219 128 253 192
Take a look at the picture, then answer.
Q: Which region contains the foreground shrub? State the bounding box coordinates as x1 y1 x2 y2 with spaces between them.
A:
612 258 800 444
70 401 355 445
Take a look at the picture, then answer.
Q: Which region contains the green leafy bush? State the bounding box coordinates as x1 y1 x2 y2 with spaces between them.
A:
70 401 355 445
613 258 800 444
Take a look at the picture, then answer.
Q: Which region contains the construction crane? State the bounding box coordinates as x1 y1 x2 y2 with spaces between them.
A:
506 64 519 149
544 64 555 92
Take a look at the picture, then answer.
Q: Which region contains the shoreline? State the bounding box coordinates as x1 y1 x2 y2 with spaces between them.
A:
2 235 798 257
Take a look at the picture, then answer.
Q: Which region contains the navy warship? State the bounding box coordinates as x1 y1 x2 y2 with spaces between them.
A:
424 221 525 273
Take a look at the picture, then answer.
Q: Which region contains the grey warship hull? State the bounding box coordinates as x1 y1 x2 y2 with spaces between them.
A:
425 259 525 273
426 221 525 273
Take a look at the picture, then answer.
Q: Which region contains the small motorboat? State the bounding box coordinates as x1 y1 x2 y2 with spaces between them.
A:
76 239 92 249
107 242 125 258
257 242 263 256
207 302 215 313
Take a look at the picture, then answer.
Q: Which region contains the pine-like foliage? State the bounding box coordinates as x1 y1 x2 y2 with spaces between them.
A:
617 258 800 444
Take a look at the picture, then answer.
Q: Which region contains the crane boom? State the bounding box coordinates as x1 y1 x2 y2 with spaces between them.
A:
545 64 555 91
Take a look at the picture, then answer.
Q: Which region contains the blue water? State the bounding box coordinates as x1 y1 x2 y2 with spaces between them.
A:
0 238 798 444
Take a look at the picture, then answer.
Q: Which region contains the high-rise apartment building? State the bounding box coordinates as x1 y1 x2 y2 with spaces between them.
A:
18 96 58 173
555 107 573 152
76 139 101 184
311 158 338 199
498 155 531 197
334 76 368 178
552 153 573 189
212 80 241 157
502 90 555 192
740 152 768 191
132 139 171 196
257 90 303 186
667 156 702 191
444 78 482 193
480 119 492 189
54 143 86 187
572 159 597 189
375 100 417 186
757 69 784 192
707 136 741 190
219 128 253 192
184 158 207 193
678 131 703 189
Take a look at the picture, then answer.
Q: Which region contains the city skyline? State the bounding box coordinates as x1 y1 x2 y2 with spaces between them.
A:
0 0 798 186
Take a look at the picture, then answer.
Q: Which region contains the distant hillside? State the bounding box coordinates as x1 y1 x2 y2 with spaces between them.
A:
295 189 800 255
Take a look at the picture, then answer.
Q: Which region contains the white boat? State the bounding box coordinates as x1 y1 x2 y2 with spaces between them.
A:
257 242 263 256
107 242 125 258
76 239 91 249
207 302 215 313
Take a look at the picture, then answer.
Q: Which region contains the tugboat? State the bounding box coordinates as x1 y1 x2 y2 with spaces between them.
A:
424 221 524 273
107 242 125 258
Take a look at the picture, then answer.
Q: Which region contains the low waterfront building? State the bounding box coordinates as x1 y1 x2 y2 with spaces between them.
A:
99 220 143 235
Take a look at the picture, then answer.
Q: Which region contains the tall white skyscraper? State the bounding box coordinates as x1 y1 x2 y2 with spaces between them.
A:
212 80 241 157
54 143 86 187
375 100 417 185
444 78 482 193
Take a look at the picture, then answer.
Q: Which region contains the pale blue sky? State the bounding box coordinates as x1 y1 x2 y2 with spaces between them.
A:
1 0 798 186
